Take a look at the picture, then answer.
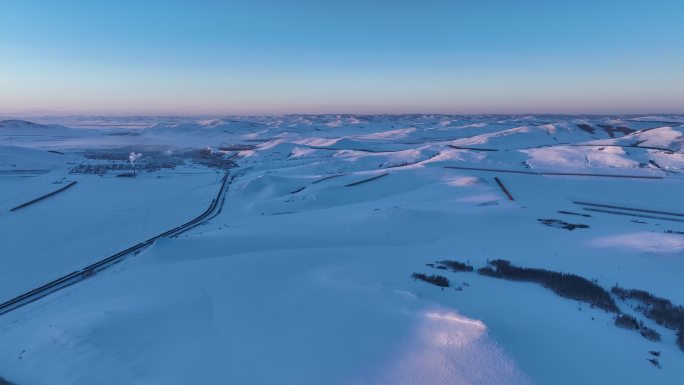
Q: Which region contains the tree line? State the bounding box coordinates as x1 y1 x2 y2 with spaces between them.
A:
477 259 619 313
411 273 450 288
612 286 684 352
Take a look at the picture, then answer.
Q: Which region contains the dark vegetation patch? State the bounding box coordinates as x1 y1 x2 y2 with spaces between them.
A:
435 260 474 273
477 259 618 312
597 124 635 138
557 210 591 218
612 286 684 351
0 377 16 385
537 218 589 231
665 229 684 235
611 287 684 330
647 358 662 368
615 313 640 330
411 273 450 288
414 258 684 354
576 123 595 134
614 314 662 341
640 327 662 342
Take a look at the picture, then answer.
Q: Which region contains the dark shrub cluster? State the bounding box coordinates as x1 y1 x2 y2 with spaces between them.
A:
641 327 662 342
477 259 618 313
436 260 474 273
647 358 661 369
537 218 589 231
614 314 661 341
612 286 684 351
0 377 16 385
597 124 635 138
576 123 596 134
611 287 684 330
411 273 450 288
615 313 639 330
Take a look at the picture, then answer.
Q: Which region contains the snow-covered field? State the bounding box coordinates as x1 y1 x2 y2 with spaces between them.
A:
1 115 683 385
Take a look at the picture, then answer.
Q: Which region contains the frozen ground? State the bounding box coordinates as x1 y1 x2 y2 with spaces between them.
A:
0 115 683 385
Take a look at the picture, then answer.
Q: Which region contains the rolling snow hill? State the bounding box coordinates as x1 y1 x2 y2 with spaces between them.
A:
0 115 683 385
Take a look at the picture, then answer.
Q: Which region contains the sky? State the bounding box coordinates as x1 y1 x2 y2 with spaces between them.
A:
1 0 683 115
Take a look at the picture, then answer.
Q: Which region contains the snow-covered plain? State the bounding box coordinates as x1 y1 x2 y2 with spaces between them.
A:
1 115 683 385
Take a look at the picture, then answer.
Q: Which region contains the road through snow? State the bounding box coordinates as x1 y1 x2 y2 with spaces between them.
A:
0 170 232 316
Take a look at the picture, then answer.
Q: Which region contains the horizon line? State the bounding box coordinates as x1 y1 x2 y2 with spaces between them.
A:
2 112 683 118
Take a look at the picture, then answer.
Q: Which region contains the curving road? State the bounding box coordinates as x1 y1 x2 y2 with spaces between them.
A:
0 170 234 316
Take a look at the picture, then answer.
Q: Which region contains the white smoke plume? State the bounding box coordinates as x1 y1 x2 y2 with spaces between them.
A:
129 152 142 173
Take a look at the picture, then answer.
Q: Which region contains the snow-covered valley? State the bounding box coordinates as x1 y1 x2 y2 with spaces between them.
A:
1 115 683 385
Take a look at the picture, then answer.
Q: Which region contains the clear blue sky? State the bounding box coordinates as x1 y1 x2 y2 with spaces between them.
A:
1 0 683 115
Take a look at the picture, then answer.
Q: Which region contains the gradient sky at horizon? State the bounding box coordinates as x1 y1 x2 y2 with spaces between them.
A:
1 0 683 115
